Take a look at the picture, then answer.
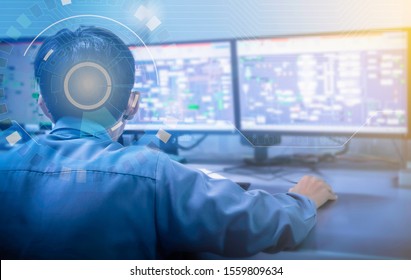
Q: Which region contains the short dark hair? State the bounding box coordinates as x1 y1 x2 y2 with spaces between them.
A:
34 26 135 126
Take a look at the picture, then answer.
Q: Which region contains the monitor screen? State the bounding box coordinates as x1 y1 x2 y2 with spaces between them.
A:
0 41 50 131
236 30 409 136
127 41 235 132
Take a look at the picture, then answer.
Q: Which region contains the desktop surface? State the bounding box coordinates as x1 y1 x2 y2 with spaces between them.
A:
187 160 411 259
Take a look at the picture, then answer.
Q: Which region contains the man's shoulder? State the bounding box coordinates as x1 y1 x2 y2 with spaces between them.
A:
109 145 165 179
0 140 168 181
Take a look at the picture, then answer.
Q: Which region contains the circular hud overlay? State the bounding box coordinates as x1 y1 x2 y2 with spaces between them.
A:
64 62 112 111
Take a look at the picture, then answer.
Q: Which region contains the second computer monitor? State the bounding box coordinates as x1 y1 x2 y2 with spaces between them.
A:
236 30 409 136
127 41 235 132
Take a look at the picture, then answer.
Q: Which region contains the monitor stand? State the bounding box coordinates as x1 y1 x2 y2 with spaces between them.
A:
242 134 285 166
244 147 269 166
244 147 293 166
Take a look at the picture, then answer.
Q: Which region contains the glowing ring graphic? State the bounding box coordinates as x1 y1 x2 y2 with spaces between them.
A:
63 62 112 110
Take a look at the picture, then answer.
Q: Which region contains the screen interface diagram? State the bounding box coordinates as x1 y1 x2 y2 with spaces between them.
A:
128 42 234 131
237 31 408 135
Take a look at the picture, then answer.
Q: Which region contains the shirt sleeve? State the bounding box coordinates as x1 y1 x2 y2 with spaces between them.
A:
154 153 317 257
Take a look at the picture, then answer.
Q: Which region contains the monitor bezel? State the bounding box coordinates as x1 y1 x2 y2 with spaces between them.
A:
234 27 411 139
126 38 239 134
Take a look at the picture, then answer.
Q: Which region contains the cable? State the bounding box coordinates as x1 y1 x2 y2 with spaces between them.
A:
177 134 208 151
334 141 350 156
279 177 298 185
328 136 346 145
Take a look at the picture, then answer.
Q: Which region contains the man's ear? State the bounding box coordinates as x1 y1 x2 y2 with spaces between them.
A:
123 91 140 120
38 95 55 123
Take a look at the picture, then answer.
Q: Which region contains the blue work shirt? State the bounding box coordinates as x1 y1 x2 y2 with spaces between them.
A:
0 117 317 259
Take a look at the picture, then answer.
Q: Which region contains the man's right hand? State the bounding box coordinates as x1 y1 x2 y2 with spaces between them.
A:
289 175 337 208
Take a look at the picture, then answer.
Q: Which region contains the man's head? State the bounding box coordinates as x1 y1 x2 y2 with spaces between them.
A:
34 26 138 131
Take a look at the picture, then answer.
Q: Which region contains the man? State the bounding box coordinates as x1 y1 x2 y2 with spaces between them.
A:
0 26 337 259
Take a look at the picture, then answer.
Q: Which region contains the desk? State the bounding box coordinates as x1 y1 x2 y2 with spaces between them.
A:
186 161 411 259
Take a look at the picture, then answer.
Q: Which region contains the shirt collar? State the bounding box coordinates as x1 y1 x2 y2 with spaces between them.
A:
50 117 113 141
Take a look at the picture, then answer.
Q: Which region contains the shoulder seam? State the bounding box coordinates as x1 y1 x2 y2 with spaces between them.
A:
0 169 157 180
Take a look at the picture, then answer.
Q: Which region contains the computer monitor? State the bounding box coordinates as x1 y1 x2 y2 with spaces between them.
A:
126 41 235 132
0 40 50 131
236 30 409 137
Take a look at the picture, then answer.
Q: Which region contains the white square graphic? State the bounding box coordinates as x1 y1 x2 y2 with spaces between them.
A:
156 128 171 144
6 131 22 146
146 16 161 31
60 167 72 181
76 170 87 183
134 5 149 21
61 0 72 6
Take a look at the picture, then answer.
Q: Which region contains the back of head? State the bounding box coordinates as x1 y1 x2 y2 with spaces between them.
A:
34 26 135 127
